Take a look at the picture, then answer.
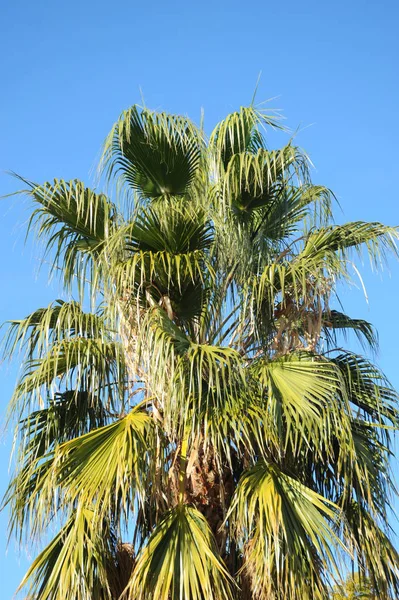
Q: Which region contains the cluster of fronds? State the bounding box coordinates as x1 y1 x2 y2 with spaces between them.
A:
2 103 399 599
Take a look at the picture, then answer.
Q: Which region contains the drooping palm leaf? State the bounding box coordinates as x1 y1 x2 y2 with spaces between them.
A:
343 501 399 599
3 300 109 360
229 460 346 600
322 309 378 352
17 507 113 600
15 177 118 292
10 337 126 418
125 504 234 600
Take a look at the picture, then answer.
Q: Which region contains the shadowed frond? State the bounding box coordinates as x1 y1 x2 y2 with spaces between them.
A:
322 309 378 352
17 390 107 462
332 352 399 426
249 184 334 243
222 145 310 214
344 501 399 599
101 105 204 199
111 203 214 301
122 202 213 254
350 419 393 518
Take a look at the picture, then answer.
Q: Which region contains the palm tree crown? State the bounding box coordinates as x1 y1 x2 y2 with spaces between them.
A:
2 102 399 599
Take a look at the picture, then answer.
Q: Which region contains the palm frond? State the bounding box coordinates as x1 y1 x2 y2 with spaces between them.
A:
344 501 399 599
126 504 234 600
322 309 378 352
350 418 394 518
253 352 351 458
229 460 346 600
299 222 398 270
17 390 107 463
101 105 204 200
17 507 113 600
333 352 399 426
10 337 126 419
4 406 151 542
222 145 310 214
2 299 109 360
251 222 398 326
209 104 285 169
48 405 152 524
16 177 117 291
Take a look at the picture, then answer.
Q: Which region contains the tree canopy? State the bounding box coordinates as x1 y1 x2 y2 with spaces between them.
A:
2 102 399 599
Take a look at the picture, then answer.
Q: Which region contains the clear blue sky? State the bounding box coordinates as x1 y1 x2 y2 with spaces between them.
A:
1 0 399 595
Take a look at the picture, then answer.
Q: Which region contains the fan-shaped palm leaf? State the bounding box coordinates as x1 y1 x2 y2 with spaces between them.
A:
17 507 113 600
125 504 234 600
101 106 204 199
229 460 346 600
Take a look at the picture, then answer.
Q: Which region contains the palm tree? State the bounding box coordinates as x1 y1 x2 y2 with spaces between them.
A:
2 102 399 600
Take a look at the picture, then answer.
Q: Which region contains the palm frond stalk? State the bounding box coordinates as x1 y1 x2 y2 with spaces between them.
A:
2 101 399 600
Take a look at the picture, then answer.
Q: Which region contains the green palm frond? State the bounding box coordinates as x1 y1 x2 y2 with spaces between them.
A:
125 504 234 600
18 390 107 461
10 337 126 419
229 460 346 600
3 452 55 542
2 300 108 360
350 418 393 518
298 222 398 270
187 341 243 400
251 221 398 319
16 177 118 291
4 406 151 543
333 352 399 426
108 201 214 314
115 248 209 299
253 353 351 457
47 406 152 523
344 502 399 599
17 507 113 600
248 184 334 244
122 202 213 254
209 104 285 169
222 145 310 214
331 572 375 600
322 310 378 352
101 105 204 199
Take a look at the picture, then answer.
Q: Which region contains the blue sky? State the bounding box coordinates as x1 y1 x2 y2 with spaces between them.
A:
1 0 399 595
